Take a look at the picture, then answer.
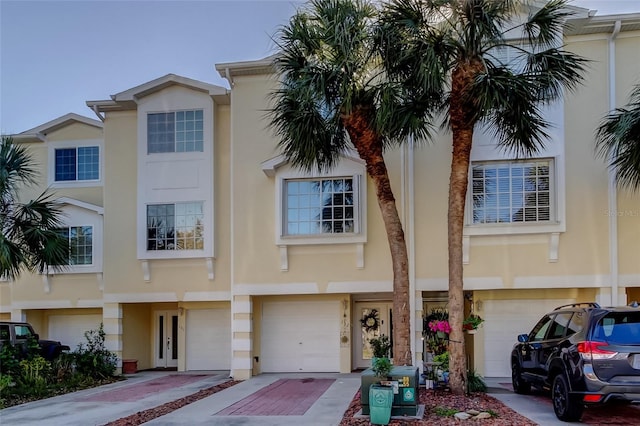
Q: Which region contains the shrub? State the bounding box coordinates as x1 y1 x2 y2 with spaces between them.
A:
467 369 487 393
74 323 117 379
0 344 21 377
17 355 51 396
369 334 391 358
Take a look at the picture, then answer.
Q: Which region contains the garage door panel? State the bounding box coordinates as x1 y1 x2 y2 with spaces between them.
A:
261 301 340 373
186 309 231 371
483 298 573 377
48 314 102 351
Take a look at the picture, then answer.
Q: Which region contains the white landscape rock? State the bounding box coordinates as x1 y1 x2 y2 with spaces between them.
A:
454 412 472 420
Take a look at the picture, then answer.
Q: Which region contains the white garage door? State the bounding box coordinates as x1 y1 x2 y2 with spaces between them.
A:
48 314 103 351
261 300 340 373
483 298 573 377
186 308 231 371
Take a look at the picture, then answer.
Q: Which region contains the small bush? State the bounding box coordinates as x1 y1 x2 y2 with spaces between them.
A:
74 323 117 379
17 356 51 396
434 406 459 417
467 369 487 393
0 344 21 376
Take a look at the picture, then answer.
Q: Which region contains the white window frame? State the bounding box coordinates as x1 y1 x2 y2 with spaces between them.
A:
263 153 367 246
136 87 215 261
47 139 103 188
281 176 363 243
57 225 94 266
145 201 205 252
465 158 562 235
147 109 204 154
47 199 103 275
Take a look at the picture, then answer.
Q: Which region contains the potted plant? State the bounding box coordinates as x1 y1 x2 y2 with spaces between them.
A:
370 357 393 425
463 314 484 333
372 356 393 379
369 334 391 362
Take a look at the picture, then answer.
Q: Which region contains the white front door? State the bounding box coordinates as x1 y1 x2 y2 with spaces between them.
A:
155 311 178 368
353 302 392 370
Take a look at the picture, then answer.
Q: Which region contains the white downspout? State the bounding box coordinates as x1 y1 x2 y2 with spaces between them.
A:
608 20 621 305
401 138 417 366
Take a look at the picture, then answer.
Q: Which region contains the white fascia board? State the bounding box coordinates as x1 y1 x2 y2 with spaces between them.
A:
57 197 104 215
21 113 102 135
113 73 227 102
261 149 364 177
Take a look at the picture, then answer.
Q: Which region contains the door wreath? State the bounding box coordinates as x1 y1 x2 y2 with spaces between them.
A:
360 309 380 332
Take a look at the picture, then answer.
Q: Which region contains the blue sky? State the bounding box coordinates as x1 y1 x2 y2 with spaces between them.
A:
1 0 638 134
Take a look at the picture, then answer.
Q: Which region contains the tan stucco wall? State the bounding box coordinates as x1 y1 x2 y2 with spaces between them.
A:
16 123 103 207
230 74 397 290
102 99 232 298
122 303 152 370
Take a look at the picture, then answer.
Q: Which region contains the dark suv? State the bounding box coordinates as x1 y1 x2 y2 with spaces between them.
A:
511 302 640 422
0 321 70 361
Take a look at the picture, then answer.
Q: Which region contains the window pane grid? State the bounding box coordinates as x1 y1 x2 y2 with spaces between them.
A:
55 226 92 265
55 148 76 181
55 147 99 182
472 160 551 224
285 178 355 236
148 110 203 153
70 226 93 265
147 202 204 251
77 147 99 180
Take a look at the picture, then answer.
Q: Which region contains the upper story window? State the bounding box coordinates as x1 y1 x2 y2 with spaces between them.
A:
285 178 357 236
471 159 553 225
56 226 93 265
54 147 99 182
147 110 204 153
147 202 204 251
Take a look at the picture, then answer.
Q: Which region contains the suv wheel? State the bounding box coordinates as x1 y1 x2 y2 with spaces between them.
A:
511 362 530 394
552 373 584 422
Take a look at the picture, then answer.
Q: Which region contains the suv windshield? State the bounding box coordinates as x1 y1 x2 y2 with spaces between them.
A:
593 312 640 344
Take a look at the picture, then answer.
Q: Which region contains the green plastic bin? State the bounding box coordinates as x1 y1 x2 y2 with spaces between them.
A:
369 385 393 425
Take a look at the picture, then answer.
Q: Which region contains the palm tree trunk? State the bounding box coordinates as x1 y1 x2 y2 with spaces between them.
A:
447 125 472 395
447 60 482 395
344 105 412 367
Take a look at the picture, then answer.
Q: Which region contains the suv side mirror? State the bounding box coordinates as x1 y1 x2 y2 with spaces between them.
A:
517 334 530 343
33 333 39 340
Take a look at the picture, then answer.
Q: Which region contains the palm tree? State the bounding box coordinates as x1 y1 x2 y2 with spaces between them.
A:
378 0 587 393
269 0 441 366
596 83 640 191
0 136 68 280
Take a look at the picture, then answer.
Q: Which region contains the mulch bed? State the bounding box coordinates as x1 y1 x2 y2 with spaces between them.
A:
339 388 537 426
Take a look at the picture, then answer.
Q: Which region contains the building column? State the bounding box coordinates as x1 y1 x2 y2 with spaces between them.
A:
231 295 252 380
102 302 123 373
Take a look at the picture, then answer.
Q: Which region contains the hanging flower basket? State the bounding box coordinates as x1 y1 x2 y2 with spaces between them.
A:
463 314 484 331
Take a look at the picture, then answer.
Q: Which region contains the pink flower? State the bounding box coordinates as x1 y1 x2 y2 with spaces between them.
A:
428 320 451 334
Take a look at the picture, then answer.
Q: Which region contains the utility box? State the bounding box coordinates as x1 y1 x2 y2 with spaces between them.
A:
360 365 419 416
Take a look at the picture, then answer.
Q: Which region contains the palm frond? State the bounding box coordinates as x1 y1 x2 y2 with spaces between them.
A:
0 136 38 199
596 84 640 191
524 48 589 101
523 0 573 50
471 65 550 157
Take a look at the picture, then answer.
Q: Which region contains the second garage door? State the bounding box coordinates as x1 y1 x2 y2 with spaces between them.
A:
48 314 103 351
261 300 340 373
483 298 574 377
186 308 231 371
